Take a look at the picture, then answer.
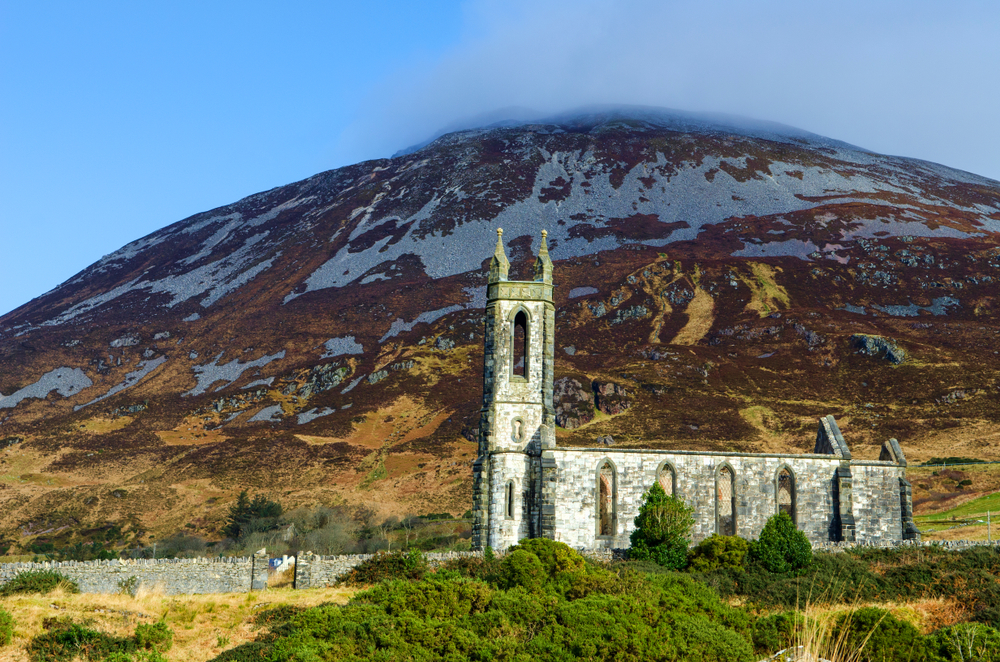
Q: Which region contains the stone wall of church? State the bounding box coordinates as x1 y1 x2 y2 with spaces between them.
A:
538 448 905 550
851 462 905 541
486 452 536 549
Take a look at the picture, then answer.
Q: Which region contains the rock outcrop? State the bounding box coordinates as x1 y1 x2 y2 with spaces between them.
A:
553 377 595 429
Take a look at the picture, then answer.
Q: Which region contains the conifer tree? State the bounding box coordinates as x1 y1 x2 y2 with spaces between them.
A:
629 482 694 569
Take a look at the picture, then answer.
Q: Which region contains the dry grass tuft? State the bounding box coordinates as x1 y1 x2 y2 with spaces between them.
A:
0 585 356 662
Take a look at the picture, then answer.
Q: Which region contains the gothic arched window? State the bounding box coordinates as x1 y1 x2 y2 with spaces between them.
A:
657 462 676 497
777 467 795 524
717 465 736 536
512 310 527 378
597 460 616 537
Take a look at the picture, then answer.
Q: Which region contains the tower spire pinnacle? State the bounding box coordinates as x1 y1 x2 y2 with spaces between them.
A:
533 229 553 284
488 227 509 283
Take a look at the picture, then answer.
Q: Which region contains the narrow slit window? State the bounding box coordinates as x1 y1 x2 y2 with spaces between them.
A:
598 462 615 536
718 466 736 536
778 468 795 524
512 311 527 377
658 464 675 496
505 481 515 519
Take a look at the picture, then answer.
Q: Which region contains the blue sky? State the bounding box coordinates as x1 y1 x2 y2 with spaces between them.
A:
2 0 999 317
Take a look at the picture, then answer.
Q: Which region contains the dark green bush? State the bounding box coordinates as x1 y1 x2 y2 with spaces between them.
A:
134 621 172 651
438 552 503 583
0 606 13 646
0 570 79 597
751 611 804 654
28 619 136 662
210 555 758 662
751 512 812 574
337 548 427 585
513 537 586 578
629 482 694 570
497 547 545 592
689 535 750 572
926 622 1000 661
831 607 925 662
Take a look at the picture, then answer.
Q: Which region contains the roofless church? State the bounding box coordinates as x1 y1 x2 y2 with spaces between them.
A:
471 229 920 551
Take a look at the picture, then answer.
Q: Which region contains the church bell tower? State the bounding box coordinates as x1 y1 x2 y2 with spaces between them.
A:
471 228 555 550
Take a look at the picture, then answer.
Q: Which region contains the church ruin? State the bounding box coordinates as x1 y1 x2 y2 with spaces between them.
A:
471 229 920 551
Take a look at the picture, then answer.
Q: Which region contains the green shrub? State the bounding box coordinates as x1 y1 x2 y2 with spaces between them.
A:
751 512 812 573
831 607 925 662
498 548 546 592
338 548 427 585
211 569 757 662
751 611 804 654
927 622 1000 661
689 535 750 572
438 553 503 583
28 620 136 661
134 621 172 651
629 482 694 570
0 570 79 597
0 607 13 646
510 538 586 578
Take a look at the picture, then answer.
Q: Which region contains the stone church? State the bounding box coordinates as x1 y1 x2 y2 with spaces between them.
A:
471 229 920 551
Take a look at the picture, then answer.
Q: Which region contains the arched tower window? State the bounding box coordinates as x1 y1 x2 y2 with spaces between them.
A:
597 461 616 537
777 467 795 524
505 481 515 519
717 465 736 536
512 310 527 378
657 462 675 497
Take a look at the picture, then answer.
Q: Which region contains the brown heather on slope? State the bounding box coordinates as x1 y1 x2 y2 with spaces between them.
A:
1 108 1000 552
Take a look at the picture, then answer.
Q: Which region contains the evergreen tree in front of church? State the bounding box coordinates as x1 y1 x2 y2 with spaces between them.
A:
629 482 694 570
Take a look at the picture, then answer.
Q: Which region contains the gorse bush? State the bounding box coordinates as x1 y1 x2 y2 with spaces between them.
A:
214 538 757 662
831 607 925 662
27 618 174 662
926 622 1000 661
338 548 427 585
750 512 812 573
750 611 803 655
629 482 694 570
688 535 749 572
0 570 79 597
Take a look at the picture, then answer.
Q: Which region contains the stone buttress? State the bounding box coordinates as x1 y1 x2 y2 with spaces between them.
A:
472 229 555 551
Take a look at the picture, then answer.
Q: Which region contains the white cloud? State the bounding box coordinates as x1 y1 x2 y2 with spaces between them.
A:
337 0 1000 181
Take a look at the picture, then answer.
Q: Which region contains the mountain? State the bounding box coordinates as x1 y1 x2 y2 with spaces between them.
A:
2 107 1000 549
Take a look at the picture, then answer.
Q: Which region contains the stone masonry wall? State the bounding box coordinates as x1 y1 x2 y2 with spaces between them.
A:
544 448 905 550
294 551 481 589
851 462 905 541
0 550 268 595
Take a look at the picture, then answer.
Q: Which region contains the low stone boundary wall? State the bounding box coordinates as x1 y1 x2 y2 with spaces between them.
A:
294 551 479 589
0 550 268 595
813 539 1000 552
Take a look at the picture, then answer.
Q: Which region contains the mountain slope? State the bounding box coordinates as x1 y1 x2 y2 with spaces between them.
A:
2 107 1000 549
